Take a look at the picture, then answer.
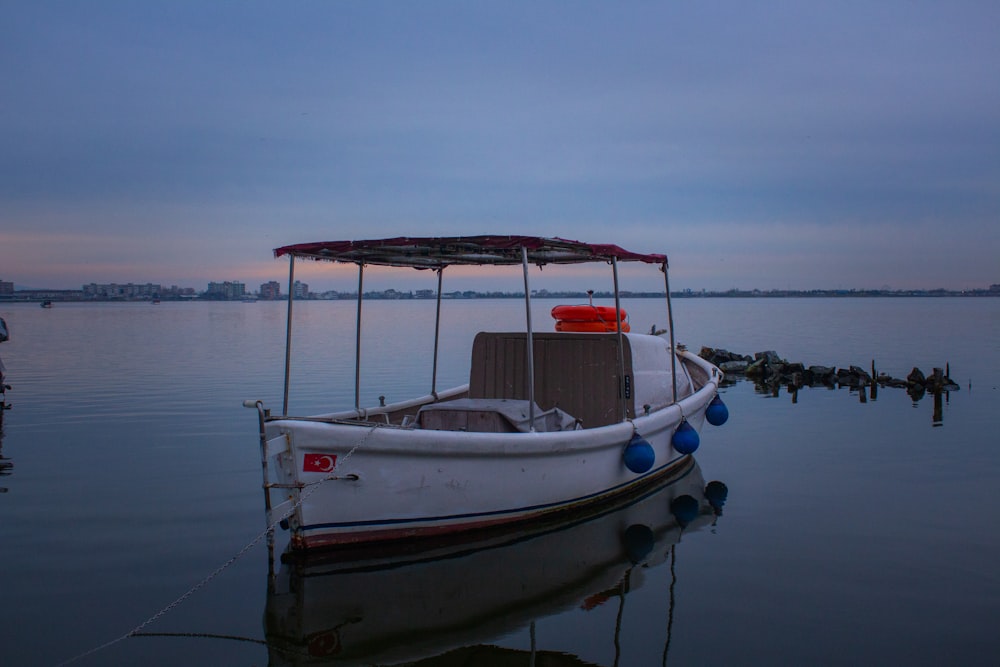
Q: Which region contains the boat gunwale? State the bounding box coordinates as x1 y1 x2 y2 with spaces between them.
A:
265 351 720 457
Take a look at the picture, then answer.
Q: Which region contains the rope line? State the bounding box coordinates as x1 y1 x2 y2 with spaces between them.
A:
55 424 379 667
131 631 266 646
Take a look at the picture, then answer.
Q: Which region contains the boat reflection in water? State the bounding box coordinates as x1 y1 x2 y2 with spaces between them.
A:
264 457 727 666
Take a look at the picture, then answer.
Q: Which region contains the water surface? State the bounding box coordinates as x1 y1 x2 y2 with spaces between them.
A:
0 297 996 665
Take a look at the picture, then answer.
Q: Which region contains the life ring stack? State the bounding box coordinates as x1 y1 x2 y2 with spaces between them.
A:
551 304 630 333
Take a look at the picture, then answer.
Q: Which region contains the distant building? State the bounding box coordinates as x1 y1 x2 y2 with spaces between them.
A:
12 289 84 301
83 283 162 299
260 281 281 300
292 280 309 299
0 280 13 295
206 281 246 300
167 285 197 298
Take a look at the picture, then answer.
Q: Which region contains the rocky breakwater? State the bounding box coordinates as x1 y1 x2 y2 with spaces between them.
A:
699 347 961 400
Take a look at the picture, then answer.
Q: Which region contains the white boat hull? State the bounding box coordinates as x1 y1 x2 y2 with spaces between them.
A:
264 457 719 665
261 350 722 550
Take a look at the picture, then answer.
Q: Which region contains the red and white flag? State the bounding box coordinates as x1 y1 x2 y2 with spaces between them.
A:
303 453 337 473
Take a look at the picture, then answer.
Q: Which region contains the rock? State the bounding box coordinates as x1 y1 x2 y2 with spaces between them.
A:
699 347 748 367
849 365 872 383
907 367 926 385
837 374 859 387
784 362 805 375
719 360 749 373
755 351 783 365
745 359 767 380
808 365 835 379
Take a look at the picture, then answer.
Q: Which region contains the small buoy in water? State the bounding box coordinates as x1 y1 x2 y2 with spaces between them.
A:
670 494 700 526
671 419 699 454
623 433 655 473
622 523 655 563
705 394 729 426
705 480 728 515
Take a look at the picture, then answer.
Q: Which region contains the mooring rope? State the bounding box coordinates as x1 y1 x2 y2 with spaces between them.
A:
55 424 379 667
131 631 266 646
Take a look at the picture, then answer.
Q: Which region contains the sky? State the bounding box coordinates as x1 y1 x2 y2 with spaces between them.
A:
2 1 998 293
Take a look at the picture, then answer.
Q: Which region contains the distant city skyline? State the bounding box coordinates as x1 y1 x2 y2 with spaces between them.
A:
2 276 996 301
4 272 999 295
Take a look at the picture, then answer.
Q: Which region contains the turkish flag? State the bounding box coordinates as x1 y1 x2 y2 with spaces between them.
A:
303 453 337 473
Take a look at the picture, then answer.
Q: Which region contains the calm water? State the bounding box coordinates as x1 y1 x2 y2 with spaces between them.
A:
0 298 997 666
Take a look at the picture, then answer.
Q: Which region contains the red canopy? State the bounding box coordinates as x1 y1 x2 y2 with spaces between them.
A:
273 236 667 269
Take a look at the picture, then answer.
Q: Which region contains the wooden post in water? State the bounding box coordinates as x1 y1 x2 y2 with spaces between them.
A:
870 359 878 401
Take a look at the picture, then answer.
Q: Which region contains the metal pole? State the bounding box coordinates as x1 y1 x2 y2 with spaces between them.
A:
521 247 536 430
662 261 678 403
355 263 364 412
282 255 295 415
612 257 628 420
431 268 443 397
529 620 537 667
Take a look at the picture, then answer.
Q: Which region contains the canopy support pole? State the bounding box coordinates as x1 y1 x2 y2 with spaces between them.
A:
282 255 295 415
612 257 628 420
354 263 365 413
662 260 678 403
431 268 443 398
521 247 536 431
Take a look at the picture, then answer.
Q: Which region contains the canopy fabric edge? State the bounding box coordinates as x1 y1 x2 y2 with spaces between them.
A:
273 235 667 268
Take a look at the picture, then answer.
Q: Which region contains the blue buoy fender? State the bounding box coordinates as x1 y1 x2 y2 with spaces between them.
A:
671 419 699 454
623 433 655 473
705 480 729 514
622 523 655 564
706 394 729 426
670 494 700 526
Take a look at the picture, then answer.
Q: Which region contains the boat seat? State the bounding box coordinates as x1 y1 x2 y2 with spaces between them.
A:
416 398 579 433
468 332 635 428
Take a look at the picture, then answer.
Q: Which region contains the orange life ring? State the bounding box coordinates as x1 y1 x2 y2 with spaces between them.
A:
555 320 631 333
550 305 627 322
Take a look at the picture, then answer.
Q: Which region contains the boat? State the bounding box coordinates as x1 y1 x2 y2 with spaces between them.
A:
40 300 53 308
263 458 727 666
245 236 727 551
